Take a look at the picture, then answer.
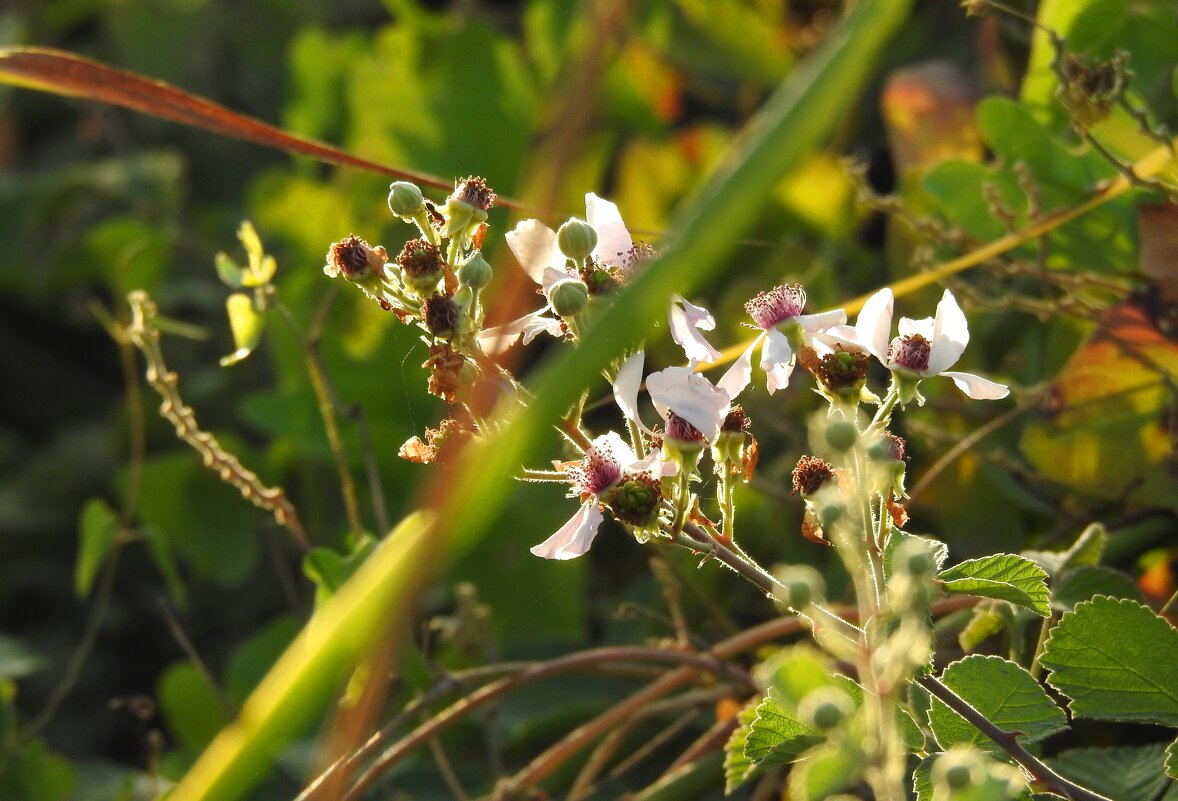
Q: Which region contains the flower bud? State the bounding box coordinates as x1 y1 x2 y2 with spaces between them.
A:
387 181 426 219
824 420 859 452
457 251 493 289
442 176 494 240
774 564 826 610
557 217 598 261
549 279 590 317
798 687 854 731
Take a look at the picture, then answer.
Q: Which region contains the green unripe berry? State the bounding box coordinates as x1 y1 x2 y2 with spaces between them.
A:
818 501 845 529
934 748 984 791
824 420 859 452
557 217 598 261
942 763 975 790
457 252 493 289
894 538 937 577
387 181 426 218
550 279 590 317
774 564 825 610
798 687 854 731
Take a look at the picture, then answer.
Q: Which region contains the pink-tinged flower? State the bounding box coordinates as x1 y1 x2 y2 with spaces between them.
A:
613 352 731 445
531 432 672 560
845 288 1009 402
717 284 846 398
669 295 721 365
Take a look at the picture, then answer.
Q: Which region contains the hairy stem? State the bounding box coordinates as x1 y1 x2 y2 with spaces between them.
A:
915 675 1113 801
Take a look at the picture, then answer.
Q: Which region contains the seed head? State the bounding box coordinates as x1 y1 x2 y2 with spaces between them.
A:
811 347 871 391
792 455 835 497
326 234 386 281
721 405 751 433
453 176 495 211
665 412 705 445
423 293 461 338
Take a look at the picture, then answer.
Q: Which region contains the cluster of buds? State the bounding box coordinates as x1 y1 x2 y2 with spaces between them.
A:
324 178 500 411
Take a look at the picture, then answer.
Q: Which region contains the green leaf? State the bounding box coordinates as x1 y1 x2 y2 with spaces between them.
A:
913 755 935 801
1024 523 1107 578
158 662 232 752
928 655 1068 755
744 695 824 766
1051 565 1141 612
75 497 120 597
220 293 264 367
0 738 75 801
788 741 863 801
302 534 379 607
723 699 764 794
1167 739 1177 781
1041 596 1178 725
755 645 836 707
1049 744 1172 801
938 554 1051 617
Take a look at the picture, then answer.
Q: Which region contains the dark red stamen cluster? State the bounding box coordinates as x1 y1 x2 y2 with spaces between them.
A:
423 293 460 338
721 405 751 433
396 239 445 278
666 412 705 444
792 455 835 496
329 235 384 279
880 431 907 462
455 176 495 211
888 333 931 372
571 444 624 496
745 284 806 330
813 347 871 391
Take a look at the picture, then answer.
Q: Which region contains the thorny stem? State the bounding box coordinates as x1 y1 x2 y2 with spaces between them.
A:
915 675 1115 801
126 291 310 550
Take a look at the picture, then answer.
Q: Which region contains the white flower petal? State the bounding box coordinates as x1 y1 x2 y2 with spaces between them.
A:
612 351 648 431
506 219 565 285
590 431 637 470
669 299 721 364
530 501 603 560
760 328 795 395
927 290 969 375
897 315 934 340
647 366 730 443
855 288 894 362
585 193 633 268
941 371 1010 400
716 336 761 400
478 309 562 354
797 309 847 333
673 295 716 330
631 449 678 479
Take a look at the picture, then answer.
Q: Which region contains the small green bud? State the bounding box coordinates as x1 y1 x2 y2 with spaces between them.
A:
550 279 590 317
824 420 859 452
557 217 598 261
774 564 825 610
798 687 854 731
387 182 426 219
894 538 936 577
457 251 493 290
934 748 984 791
818 501 845 529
